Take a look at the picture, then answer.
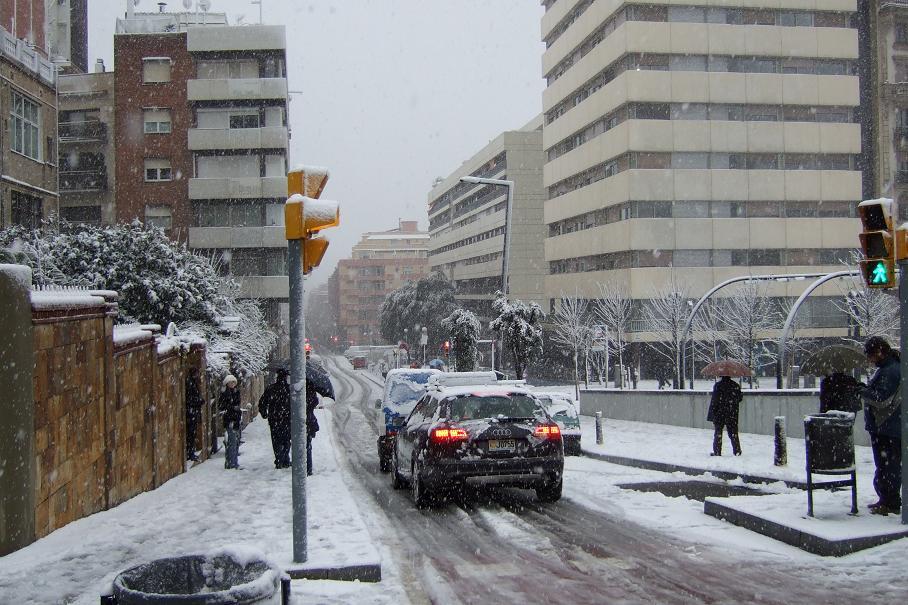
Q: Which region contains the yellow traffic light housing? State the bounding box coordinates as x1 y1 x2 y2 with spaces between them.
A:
857 198 898 288
284 165 340 275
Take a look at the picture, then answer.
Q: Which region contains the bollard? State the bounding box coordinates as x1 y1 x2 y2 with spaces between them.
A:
281 577 291 604
595 411 604 445
774 416 787 466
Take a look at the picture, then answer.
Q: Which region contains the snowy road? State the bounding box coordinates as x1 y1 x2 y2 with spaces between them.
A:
326 357 905 604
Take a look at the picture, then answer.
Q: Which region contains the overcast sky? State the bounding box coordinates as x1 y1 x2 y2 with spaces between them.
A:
88 0 545 288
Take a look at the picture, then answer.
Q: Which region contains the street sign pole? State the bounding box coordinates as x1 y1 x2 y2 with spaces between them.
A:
900 258 908 525
288 237 308 560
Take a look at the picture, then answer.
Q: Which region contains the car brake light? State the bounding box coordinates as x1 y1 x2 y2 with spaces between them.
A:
430 427 468 443
534 424 561 440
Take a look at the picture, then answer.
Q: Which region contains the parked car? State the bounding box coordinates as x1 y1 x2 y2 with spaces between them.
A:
391 373 564 507
536 393 581 456
376 368 440 472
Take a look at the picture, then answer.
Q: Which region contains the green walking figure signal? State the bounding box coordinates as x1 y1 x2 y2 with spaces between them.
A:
871 261 890 285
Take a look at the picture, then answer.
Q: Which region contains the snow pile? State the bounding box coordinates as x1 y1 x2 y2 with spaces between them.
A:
0 263 31 289
112 325 154 346
31 290 105 311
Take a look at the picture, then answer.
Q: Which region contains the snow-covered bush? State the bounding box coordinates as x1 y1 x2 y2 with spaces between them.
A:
441 308 481 371
489 292 544 380
379 272 456 350
0 220 275 379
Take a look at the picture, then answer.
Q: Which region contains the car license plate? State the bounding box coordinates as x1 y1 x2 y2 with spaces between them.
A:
488 439 515 452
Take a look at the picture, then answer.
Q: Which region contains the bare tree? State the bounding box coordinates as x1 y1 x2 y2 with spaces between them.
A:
836 275 900 345
550 291 591 400
721 281 777 388
594 282 633 389
641 278 691 389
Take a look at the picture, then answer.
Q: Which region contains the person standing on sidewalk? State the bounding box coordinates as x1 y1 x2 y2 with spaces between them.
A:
185 367 205 461
306 353 335 476
260 368 292 469
859 336 902 515
219 375 243 469
707 376 743 456
819 371 862 414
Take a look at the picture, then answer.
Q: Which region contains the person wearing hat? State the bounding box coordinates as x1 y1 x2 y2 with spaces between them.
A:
219 374 242 469
260 368 292 469
859 336 902 515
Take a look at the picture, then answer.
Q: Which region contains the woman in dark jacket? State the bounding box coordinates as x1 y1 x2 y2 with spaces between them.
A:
218 375 242 469
859 337 902 515
707 376 743 456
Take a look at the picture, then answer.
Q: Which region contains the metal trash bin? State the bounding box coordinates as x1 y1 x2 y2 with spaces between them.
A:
804 412 857 517
103 553 288 604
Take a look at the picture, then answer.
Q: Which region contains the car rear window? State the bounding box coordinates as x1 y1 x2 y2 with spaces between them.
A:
446 394 540 421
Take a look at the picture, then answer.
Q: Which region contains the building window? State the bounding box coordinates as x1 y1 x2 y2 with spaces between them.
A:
11 191 42 228
144 108 172 133
897 23 908 45
11 91 41 161
144 159 173 182
145 205 172 230
61 205 102 225
142 57 172 83
229 113 260 129
196 59 258 79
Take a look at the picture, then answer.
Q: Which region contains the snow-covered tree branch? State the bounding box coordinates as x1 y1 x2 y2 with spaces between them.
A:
593 281 633 388
640 279 691 389
441 308 481 371
489 292 544 380
549 291 591 399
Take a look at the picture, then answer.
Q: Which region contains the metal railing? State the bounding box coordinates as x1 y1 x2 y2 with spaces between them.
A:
59 170 107 192
59 121 108 142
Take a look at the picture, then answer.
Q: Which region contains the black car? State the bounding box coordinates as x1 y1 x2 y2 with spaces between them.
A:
390 385 564 507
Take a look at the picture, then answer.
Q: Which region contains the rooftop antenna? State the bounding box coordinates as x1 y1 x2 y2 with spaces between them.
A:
199 0 211 25
251 0 263 24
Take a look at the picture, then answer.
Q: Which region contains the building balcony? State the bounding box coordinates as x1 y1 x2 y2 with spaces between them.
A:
188 126 288 151
188 226 287 249
59 170 107 192
187 77 288 102
59 120 108 143
233 275 289 299
188 176 287 199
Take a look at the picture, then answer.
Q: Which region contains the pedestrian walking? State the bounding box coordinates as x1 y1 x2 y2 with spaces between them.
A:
260 368 292 469
185 367 205 461
707 376 743 456
219 374 243 470
859 336 902 515
306 353 335 476
819 371 862 414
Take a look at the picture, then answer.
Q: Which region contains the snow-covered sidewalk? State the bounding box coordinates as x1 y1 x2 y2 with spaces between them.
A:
0 408 396 605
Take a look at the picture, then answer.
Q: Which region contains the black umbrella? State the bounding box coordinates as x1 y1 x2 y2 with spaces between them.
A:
801 345 866 376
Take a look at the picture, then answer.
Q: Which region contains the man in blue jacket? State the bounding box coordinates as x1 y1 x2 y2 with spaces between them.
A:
860 336 902 515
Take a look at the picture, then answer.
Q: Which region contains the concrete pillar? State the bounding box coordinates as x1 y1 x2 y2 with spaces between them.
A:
0 265 35 555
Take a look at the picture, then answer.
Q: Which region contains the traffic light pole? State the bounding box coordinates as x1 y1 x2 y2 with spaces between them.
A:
901 259 908 525
289 237 309 560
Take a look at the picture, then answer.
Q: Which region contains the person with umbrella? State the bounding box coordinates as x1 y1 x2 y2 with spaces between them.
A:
858 336 901 515
707 376 743 456
802 345 865 414
259 368 292 469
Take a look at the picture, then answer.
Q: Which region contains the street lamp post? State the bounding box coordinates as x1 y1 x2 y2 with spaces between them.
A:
459 176 515 296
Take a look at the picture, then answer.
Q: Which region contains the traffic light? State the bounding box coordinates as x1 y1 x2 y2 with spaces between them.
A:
285 166 340 274
858 198 898 289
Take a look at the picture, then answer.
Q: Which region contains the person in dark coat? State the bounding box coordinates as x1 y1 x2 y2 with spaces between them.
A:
819 371 862 414
306 353 335 476
707 376 743 456
185 368 205 461
218 374 242 469
260 368 292 469
859 336 902 515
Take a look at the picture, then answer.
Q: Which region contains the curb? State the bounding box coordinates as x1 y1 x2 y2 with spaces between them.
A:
581 449 811 489
703 500 908 556
285 562 382 583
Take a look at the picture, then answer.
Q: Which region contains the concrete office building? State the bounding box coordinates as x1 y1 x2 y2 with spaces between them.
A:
875 0 908 209
428 117 546 319
113 11 290 340
0 21 58 228
541 1 862 332
336 221 430 346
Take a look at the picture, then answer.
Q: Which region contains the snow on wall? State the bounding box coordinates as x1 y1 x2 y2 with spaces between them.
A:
30 290 106 311
0 263 32 290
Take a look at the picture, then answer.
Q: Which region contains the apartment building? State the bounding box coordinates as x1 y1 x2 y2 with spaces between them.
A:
0 21 58 229
427 117 546 320
57 68 115 225
336 221 430 346
113 12 290 337
541 1 862 332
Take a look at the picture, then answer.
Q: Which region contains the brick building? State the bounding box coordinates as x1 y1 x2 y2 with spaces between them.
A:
336 221 430 346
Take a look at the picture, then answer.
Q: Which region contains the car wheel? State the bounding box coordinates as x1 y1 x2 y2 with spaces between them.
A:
411 459 434 508
379 449 391 473
536 478 563 503
390 446 406 490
